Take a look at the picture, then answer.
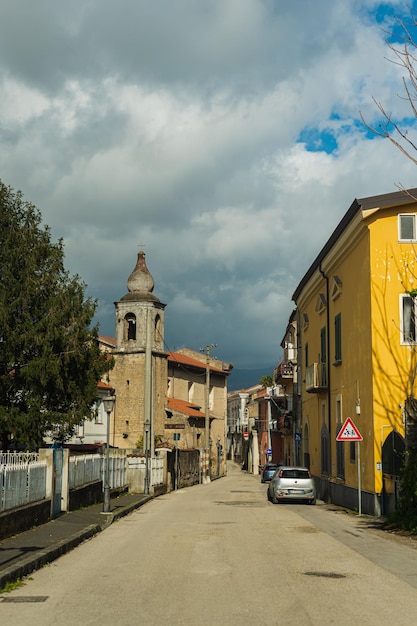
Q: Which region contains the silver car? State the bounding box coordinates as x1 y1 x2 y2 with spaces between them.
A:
267 466 316 505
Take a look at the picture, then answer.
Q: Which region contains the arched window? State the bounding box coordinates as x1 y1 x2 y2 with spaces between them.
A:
124 313 137 341
154 314 161 344
382 431 405 476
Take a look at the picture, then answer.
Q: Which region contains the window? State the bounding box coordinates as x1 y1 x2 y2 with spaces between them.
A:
320 327 327 364
334 313 342 364
305 342 309 369
336 425 345 479
280 469 310 479
316 293 327 314
331 276 342 300
154 315 161 343
321 425 329 475
399 214 417 241
124 313 137 341
95 400 103 424
350 441 356 464
400 294 417 344
320 326 327 386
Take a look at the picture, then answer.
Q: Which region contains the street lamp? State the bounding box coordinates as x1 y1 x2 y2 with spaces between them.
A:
102 394 115 513
201 344 216 484
144 419 150 495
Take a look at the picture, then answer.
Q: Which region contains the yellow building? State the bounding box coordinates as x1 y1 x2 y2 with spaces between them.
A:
292 188 417 515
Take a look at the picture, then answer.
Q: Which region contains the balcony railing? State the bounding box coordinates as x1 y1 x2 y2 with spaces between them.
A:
305 363 328 393
274 361 293 381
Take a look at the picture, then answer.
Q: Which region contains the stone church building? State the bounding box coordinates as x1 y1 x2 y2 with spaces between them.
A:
73 250 232 481
108 250 168 453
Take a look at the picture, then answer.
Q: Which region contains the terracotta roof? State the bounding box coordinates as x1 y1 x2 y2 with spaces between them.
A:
255 388 269 400
98 381 114 392
167 396 204 418
99 335 116 346
167 351 226 374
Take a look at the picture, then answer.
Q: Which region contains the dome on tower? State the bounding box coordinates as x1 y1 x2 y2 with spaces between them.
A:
121 250 160 302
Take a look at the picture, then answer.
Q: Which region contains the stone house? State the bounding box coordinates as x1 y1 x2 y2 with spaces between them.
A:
167 349 232 479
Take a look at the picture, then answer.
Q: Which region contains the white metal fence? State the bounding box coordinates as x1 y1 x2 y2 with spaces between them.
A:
0 451 39 465
69 454 102 489
66 450 128 490
152 457 164 485
107 450 127 489
1 449 159 514
0 459 47 513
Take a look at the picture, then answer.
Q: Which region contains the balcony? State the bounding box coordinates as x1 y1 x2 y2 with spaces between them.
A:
271 415 293 432
305 363 328 393
274 361 293 382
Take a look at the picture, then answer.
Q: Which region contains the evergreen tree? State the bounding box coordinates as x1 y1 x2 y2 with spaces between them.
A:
0 180 113 450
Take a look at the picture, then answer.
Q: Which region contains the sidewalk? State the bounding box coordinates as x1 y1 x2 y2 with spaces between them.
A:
0 492 152 590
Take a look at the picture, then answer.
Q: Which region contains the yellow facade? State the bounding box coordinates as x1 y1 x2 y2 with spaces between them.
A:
293 189 417 515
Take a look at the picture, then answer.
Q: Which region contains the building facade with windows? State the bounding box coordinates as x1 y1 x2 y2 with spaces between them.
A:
292 188 417 515
166 348 232 478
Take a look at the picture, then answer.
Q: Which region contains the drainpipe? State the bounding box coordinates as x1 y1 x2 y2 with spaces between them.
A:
319 263 332 498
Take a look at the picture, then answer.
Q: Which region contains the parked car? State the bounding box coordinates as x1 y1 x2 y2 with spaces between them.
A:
261 463 280 483
267 466 316 504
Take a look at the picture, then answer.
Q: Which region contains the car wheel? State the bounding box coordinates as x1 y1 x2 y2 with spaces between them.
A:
308 499 316 505
271 494 279 504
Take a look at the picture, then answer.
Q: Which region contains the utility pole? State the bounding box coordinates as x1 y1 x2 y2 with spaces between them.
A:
144 307 153 492
202 344 217 484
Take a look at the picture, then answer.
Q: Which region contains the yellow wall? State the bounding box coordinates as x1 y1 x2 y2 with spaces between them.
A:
298 225 375 492
368 206 417 492
297 199 417 501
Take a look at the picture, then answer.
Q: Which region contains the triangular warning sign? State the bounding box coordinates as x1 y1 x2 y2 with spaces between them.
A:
336 417 363 441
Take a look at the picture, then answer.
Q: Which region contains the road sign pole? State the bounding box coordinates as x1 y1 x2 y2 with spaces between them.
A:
358 441 361 516
336 417 363 516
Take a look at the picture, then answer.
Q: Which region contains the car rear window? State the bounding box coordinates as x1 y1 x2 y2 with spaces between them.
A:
265 465 278 471
281 469 310 479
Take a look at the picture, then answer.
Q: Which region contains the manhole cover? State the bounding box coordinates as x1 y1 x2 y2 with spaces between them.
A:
304 571 346 579
1 596 49 603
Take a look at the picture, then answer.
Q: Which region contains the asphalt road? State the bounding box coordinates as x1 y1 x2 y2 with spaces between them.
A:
1 462 417 626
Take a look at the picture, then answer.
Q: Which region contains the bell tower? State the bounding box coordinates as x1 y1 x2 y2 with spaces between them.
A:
110 250 167 450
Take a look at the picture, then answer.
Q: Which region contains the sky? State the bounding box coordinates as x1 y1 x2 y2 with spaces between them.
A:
2 0 417 381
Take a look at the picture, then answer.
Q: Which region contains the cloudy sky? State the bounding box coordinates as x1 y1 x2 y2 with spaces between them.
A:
2 1 417 381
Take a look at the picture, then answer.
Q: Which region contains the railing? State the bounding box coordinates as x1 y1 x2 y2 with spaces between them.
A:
106 451 127 489
0 460 47 512
0 451 39 466
69 451 127 490
69 454 102 489
1 449 160 514
152 457 164 486
305 363 327 392
274 362 293 380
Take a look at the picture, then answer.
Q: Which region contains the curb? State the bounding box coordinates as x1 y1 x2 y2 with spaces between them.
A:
0 495 153 591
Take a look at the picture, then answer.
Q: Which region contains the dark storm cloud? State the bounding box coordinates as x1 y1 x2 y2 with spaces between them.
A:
0 0 415 371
